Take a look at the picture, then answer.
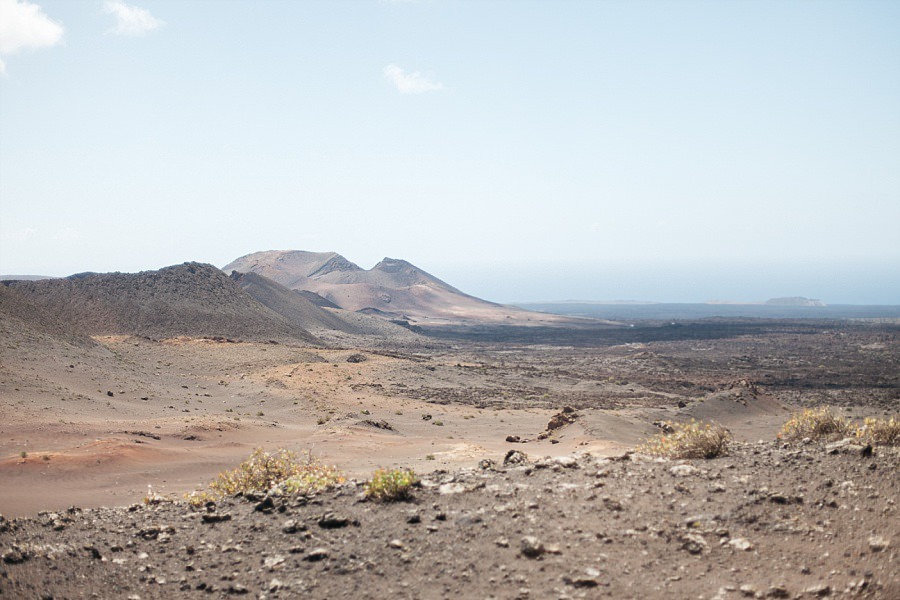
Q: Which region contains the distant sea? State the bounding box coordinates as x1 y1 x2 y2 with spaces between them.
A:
514 302 900 321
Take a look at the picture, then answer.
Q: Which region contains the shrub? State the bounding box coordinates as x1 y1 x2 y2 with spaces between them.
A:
638 419 731 459
364 468 418 501
186 448 344 506
778 407 852 443
856 416 900 446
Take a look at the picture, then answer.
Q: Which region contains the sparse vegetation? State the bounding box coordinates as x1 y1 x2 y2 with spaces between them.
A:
855 416 900 445
186 448 345 506
364 468 418 501
638 419 731 459
143 485 173 505
19 450 27 459
778 407 852 443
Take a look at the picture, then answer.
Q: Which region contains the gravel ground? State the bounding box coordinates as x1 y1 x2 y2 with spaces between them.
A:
2 442 897 600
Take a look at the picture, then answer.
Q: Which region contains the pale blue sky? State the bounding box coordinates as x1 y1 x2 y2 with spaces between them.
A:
1 0 898 303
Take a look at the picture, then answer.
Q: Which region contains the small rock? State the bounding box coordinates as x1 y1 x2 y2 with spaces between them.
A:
389 539 405 550
282 519 299 534
728 537 753 551
680 533 707 555
268 579 284 592
201 513 231 524
802 584 831 597
227 583 248 595
520 536 545 558
495 538 510 548
867 536 889 552
739 584 758 597
766 585 790 598
318 512 353 528
438 482 467 495
1 548 29 564
506 435 522 443
254 497 276 513
304 548 329 562
504 450 529 465
669 464 698 477
554 456 578 468
478 459 496 470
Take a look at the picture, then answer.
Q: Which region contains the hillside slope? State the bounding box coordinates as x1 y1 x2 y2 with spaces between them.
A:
229 270 417 337
5 263 318 343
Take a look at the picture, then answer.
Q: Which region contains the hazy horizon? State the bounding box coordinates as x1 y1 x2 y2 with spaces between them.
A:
2 252 897 306
2 1 898 305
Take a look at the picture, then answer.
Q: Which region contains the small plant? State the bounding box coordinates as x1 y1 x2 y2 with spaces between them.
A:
364 468 418 501
778 407 852 443
256 411 264 417
19 451 27 459
42 455 51 462
856 416 900 445
638 419 731 459
425 454 436 461
143 484 173 505
186 448 344 506
433 420 444 427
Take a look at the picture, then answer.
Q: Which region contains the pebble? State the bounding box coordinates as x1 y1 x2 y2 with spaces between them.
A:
520 536 545 558
304 548 329 562
669 464 698 477
728 537 753 551
438 482 467 495
867 535 889 552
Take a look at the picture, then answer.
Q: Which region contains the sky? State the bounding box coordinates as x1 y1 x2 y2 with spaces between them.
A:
1 0 898 304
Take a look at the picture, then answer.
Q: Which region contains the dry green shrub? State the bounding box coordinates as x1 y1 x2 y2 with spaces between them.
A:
855 416 900 446
638 419 731 459
186 448 344 506
778 407 852 443
364 468 418 501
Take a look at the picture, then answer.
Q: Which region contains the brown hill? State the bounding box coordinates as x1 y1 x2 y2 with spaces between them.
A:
0 284 96 349
223 250 536 323
229 271 414 338
4 263 319 343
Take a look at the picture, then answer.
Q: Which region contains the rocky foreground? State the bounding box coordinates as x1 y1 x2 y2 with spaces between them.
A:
1 443 897 600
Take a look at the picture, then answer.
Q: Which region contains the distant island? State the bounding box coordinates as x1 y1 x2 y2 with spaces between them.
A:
764 296 826 307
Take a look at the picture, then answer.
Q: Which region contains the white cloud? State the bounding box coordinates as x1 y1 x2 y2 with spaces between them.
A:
383 63 444 94
103 0 164 36
0 0 64 74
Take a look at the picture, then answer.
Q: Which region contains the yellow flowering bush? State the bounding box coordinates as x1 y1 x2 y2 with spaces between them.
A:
364 468 418 501
186 447 344 506
778 407 852 443
856 416 900 445
638 419 731 459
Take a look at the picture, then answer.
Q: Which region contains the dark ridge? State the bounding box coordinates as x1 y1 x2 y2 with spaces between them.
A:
6 262 318 343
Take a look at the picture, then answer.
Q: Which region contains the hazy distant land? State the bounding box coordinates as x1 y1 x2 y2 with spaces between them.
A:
515 300 900 320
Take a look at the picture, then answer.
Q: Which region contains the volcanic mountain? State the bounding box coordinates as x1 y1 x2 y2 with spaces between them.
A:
3 262 319 343
228 271 416 338
223 250 533 323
